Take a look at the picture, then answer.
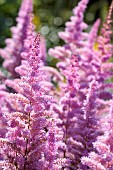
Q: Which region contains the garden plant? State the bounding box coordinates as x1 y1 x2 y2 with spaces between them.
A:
0 0 113 169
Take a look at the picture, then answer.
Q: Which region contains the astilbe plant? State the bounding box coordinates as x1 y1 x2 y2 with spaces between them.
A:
1 0 113 169
53 54 103 169
0 33 63 170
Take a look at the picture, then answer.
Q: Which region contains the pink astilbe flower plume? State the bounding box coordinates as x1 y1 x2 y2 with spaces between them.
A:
49 0 89 63
0 33 62 170
53 54 102 169
81 101 113 170
58 0 89 46
0 0 33 78
97 0 113 62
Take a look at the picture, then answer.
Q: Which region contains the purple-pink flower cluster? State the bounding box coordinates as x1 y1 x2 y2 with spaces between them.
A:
0 0 113 169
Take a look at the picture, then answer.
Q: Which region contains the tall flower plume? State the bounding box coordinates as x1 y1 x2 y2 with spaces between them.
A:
0 33 63 169
0 0 33 78
53 54 102 169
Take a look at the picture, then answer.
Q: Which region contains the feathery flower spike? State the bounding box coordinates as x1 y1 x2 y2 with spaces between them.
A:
0 0 33 78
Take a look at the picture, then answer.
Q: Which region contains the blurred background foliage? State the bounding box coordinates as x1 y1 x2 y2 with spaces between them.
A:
0 0 112 58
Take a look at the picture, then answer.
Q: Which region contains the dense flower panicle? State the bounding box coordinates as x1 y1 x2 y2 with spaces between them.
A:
0 0 33 77
0 33 61 170
53 54 102 169
81 103 113 169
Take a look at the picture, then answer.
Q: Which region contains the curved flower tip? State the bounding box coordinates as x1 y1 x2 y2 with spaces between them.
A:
58 0 89 45
18 0 33 17
73 0 89 16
